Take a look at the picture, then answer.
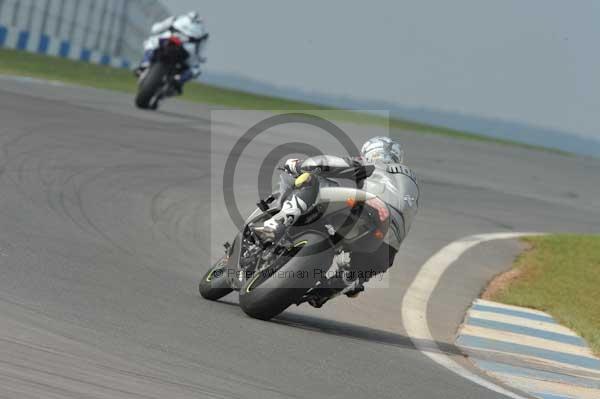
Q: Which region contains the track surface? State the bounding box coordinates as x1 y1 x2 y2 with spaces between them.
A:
0 78 599 398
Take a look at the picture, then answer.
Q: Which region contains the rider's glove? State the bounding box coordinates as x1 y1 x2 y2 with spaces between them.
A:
284 159 302 176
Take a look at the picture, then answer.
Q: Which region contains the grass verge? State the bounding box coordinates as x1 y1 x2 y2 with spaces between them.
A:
0 48 563 154
488 235 600 354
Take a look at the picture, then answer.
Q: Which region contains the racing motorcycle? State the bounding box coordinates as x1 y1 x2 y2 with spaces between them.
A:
199 169 394 320
135 33 206 110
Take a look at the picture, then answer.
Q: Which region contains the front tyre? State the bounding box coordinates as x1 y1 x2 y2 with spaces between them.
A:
135 62 168 109
199 257 233 301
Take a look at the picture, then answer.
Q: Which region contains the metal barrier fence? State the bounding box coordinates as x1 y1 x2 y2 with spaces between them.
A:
0 0 169 68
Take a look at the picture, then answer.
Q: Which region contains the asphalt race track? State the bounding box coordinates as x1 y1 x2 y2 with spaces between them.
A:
1 77 599 399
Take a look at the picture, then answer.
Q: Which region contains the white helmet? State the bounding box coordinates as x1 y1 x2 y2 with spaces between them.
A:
173 11 205 39
361 136 404 164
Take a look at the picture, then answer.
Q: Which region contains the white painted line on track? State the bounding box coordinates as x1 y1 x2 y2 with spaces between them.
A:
401 232 543 399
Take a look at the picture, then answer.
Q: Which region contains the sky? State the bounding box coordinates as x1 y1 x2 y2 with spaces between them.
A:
163 0 600 140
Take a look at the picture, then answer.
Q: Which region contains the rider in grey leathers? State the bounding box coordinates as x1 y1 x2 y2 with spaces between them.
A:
255 137 419 305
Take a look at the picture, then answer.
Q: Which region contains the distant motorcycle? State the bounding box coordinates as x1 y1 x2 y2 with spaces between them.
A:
199 168 396 321
135 33 207 110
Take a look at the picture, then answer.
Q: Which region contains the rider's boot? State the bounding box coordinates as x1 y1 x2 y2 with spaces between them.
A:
254 173 319 244
307 271 363 308
174 69 195 95
334 251 364 298
307 252 364 308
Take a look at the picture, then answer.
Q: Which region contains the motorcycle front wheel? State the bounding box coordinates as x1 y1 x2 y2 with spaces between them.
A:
135 62 168 109
199 257 233 301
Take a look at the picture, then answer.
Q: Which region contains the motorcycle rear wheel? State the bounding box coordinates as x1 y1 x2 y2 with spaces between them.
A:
239 232 333 320
135 62 168 109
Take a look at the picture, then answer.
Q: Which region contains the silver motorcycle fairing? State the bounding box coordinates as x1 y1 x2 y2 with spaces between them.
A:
246 180 377 222
318 187 376 203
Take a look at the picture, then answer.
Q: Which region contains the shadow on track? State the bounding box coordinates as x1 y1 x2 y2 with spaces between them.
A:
216 298 463 357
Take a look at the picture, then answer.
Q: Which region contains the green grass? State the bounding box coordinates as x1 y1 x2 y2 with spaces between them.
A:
491 235 600 354
0 48 563 154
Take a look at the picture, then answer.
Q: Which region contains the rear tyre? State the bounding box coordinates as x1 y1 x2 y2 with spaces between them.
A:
239 233 333 320
135 63 168 109
199 257 233 301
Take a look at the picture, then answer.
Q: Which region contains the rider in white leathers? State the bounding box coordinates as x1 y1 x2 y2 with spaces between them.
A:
136 11 208 94
255 137 420 306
